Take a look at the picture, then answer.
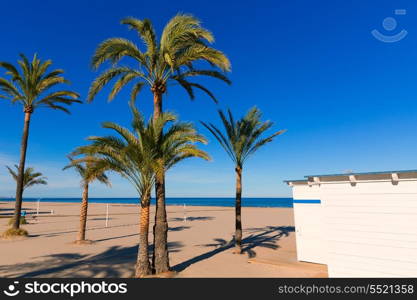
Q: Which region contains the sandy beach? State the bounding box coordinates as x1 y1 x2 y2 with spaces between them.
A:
0 201 327 278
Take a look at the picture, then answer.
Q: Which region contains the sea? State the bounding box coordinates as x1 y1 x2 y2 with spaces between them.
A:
0 197 294 208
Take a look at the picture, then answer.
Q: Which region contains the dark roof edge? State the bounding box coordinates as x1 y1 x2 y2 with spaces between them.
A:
283 179 308 183
304 169 417 178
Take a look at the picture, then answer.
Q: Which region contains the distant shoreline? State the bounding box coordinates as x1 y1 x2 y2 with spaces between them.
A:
0 197 294 208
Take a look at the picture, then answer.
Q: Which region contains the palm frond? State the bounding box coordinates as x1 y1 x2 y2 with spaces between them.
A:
88 67 148 102
91 38 147 69
160 14 214 52
130 82 145 102
121 17 157 61
173 69 231 84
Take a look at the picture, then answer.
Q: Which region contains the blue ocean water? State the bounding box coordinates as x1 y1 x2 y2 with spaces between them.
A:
0 197 294 208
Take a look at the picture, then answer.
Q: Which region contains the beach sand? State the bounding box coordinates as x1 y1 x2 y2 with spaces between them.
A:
0 201 327 278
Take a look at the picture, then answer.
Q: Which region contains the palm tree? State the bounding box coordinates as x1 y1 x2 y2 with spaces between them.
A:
6 165 48 191
6 165 47 226
88 14 230 270
0 54 81 231
70 103 155 277
201 107 286 253
63 157 110 243
72 100 209 275
88 14 231 118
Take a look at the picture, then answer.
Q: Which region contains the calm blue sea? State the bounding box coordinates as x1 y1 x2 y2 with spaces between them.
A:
0 197 293 208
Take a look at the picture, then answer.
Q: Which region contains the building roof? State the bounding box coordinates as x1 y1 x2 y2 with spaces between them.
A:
304 169 417 178
283 179 307 183
284 169 417 184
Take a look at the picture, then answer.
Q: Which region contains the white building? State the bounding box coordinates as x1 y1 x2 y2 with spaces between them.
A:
285 170 417 277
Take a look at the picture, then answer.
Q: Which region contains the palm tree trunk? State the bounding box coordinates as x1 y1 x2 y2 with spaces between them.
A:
152 173 170 274
135 192 151 277
77 183 89 241
153 91 162 120
151 90 170 274
12 110 32 230
234 166 243 253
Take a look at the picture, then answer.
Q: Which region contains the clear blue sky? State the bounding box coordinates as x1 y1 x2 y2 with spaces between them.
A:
1 0 417 198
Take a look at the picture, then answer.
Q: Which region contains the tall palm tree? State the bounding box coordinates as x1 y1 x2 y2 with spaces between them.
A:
72 100 209 275
0 54 81 231
88 14 230 270
6 165 47 191
88 14 231 118
63 157 110 243
201 107 286 253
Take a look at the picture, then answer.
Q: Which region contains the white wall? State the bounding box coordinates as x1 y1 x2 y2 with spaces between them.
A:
293 184 320 200
321 180 417 277
292 184 326 264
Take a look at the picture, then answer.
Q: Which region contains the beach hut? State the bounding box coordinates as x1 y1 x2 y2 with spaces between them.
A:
285 170 417 277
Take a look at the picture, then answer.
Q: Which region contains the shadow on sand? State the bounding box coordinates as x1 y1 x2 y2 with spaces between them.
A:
168 226 191 232
172 226 295 272
169 216 214 222
0 226 294 277
0 207 35 216
0 242 183 278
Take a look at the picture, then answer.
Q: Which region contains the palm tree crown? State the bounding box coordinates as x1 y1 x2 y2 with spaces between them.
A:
88 14 231 104
71 116 155 198
0 54 81 113
201 107 286 168
71 99 210 191
6 165 47 190
64 157 110 186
